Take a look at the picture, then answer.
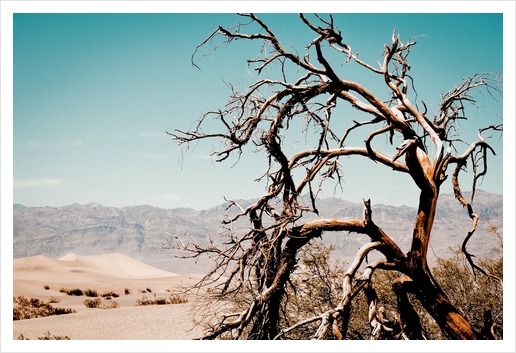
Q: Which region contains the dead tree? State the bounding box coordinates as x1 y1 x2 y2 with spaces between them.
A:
168 13 502 340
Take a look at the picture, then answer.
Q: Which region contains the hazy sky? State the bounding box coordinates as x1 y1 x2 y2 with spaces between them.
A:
4 3 512 211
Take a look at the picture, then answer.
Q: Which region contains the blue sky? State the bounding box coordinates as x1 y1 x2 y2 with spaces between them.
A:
3 3 513 211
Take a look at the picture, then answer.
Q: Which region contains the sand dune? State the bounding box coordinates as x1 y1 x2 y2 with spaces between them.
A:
12 253 210 340
15 252 179 278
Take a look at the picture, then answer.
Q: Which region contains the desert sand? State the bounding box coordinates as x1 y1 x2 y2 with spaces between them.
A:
12 253 209 340
9 253 508 353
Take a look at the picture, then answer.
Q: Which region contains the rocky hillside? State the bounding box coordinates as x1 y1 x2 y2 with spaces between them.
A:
13 190 503 273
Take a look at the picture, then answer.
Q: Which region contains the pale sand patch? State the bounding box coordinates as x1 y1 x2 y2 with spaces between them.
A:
13 253 211 340
13 304 203 340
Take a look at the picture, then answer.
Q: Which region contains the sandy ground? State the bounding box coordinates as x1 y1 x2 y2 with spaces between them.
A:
12 253 210 340
8 253 511 353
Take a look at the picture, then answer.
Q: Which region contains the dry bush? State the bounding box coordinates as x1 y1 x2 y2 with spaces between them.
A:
84 288 98 297
83 298 101 308
101 291 119 298
17 332 71 340
102 301 119 309
84 298 120 309
135 294 188 306
169 294 188 304
47 296 60 304
124 288 132 295
13 296 76 320
59 288 84 296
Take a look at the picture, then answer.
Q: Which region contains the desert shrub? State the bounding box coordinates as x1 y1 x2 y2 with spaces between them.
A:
139 289 146 293
135 295 188 306
433 247 503 339
169 295 188 304
101 291 119 298
102 301 119 309
84 288 98 297
83 298 101 308
83 298 119 309
135 295 152 306
146 287 152 293
70 288 84 296
13 296 76 320
17 332 71 340
154 297 168 305
59 288 84 296
124 288 132 295
44 285 50 290
53 307 76 315
37 331 71 340
47 296 60 304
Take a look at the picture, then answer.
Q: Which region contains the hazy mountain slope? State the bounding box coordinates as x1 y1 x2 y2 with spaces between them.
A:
13 190 502 273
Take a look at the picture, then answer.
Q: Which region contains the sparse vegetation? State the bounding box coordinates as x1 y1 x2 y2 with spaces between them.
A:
169 294 188 304
13 296 76 320
146 287 152 293
83 298 119 309
135 294 187 306
84 288 99 297
101 291 119 298
83 298 102 308
59 288 84 296
274 240 503 340
124 288 132 295
47 296 60 304
43 285 50 290
102 301 119 309
17 332 71 340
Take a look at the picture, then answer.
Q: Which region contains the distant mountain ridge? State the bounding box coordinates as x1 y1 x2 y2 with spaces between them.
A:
13 190 503 273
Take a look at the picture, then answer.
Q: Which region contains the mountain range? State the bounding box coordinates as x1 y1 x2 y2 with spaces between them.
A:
13 190 503 273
